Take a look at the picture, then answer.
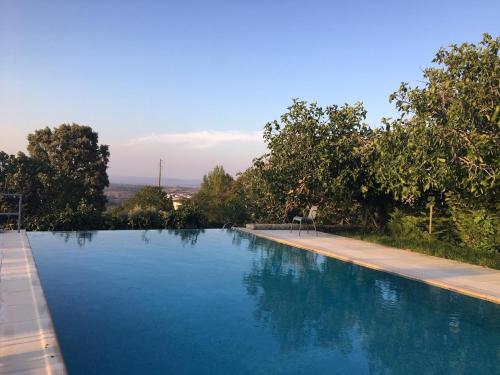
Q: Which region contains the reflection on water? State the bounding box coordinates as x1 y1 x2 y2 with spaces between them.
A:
241 234 500 374
52 228 206 247
54 230 96 246
170 228 205 246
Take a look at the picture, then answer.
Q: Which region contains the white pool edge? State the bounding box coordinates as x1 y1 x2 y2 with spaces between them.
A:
0 230 67 374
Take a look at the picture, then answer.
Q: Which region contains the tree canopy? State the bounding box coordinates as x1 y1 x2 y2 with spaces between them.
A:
0 124 109 230
248 100 386 225
192 165 247 227
375 33 499 209
121 186 174 212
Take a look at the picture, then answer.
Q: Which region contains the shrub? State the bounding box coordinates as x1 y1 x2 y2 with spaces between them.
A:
172 201 205 229
126 206 168 229
387 209 428 240
104 210 128 230
450 208 499 253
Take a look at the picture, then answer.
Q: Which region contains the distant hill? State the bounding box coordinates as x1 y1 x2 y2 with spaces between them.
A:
109 175 200 188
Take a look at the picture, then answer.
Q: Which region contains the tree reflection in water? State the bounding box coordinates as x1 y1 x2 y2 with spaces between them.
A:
56 230 96 247
140 229 205 246
52 228 206 248
241 234 499 375
169 229 204 246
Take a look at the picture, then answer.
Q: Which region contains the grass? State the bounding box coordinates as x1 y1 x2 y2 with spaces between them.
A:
333 230 500 270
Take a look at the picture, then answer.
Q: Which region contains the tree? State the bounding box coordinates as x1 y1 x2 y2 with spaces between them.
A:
375 34 499 209
249 99 385 225
0 151 50 229
122 186 174 212
235 163 290 224
171 200 205 229
108 186 174 230
27 124 110 213
193 166 236 227
0 124 109 230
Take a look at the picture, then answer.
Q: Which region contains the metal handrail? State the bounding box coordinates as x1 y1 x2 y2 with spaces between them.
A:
0 193 22 232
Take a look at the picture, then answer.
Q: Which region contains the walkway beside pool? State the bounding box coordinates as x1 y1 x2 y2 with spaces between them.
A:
239 229 500 304
0 231 66 374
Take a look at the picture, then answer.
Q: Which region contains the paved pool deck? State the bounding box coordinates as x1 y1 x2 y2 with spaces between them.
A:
0 231 67 375
239 229 500 304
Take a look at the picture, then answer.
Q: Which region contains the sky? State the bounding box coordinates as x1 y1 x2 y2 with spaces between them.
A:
1 0 499 182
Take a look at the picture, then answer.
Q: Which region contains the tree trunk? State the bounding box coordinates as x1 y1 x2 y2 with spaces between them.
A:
428 204 433 237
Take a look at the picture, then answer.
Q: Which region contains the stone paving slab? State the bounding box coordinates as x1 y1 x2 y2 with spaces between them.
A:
0 231 67 375
239 229 500 304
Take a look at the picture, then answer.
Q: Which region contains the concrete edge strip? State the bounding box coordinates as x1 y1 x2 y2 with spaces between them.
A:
236 228 500 305
4 231 68 374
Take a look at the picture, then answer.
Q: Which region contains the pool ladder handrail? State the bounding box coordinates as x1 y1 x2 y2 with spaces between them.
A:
0 193 22 233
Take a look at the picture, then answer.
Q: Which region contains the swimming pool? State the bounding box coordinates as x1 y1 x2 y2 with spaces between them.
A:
29 229 499 375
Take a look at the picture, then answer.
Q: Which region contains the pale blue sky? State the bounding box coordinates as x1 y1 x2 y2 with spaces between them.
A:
1 0 499 180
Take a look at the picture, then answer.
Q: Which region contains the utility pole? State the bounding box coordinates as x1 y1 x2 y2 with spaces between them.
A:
158 158 163 188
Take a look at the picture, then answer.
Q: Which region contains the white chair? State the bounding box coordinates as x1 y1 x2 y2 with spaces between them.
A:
291 206 318 236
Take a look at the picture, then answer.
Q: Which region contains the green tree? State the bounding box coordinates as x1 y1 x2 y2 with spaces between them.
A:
1 124 109 230
249 99 386 225
27 124 110 212
375 34 499 209
122 186 174 212
108 186 175 230
171 200 206 229
0 151 49 229
193 165 237 227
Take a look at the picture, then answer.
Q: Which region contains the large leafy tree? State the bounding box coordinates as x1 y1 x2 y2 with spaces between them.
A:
0 151 50 228
192 165 247 227
250 99 385 224
0 124 109 230
231 166 275 223
375 34 499 209
27 124 110 212
193 165 233 226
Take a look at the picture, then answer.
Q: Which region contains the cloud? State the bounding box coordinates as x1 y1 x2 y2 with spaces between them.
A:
128 130 263 149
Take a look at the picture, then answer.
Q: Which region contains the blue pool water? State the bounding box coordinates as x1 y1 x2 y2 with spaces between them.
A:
29 230 499 375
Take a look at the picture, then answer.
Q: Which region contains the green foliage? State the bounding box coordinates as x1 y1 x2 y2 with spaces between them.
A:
449 206 499 253
387 209 428 241
103 209 129 230
233 165 282 223
107 186 175 230
171 200 205 229
46 200 103 231
375 34 499 208
454 210 499 253
247 99 389 225
192 165 248 227
27 124 110 212
126 206 168 229
0 151 49 228
0 124 109 230
105 186 207 230
122 186 174 212
198 165 234 197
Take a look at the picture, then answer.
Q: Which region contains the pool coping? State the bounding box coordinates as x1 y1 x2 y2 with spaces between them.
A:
0 230 67 374
237 228 500 304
